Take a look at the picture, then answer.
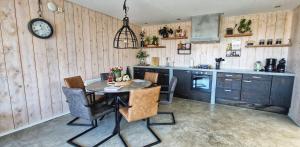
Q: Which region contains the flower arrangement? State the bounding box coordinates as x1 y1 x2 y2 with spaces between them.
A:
110 66 123 73
110 66 123 78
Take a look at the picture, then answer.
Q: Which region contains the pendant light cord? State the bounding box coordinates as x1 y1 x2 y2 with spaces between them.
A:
38 0 43 17
123 0 129 17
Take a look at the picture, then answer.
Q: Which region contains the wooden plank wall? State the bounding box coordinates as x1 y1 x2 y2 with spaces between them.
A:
0 0 140 134
142 10 293 69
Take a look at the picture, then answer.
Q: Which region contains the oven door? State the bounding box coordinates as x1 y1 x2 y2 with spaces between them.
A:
191 74 212 93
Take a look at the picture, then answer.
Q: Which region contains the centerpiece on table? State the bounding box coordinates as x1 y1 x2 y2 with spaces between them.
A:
109 66 132 86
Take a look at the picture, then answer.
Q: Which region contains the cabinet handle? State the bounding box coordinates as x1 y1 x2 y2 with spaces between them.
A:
225 89 232 92
225 79 233 81
252 76 261 79
243 80 252 83
225 74 233 77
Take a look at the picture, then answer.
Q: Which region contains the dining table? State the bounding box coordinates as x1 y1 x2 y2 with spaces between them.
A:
85 79 152 146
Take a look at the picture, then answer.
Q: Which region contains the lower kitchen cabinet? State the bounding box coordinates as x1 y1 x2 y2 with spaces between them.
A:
241 78 272 105
270 76 294 108
133 67 170 91
216 72 242 101
216 88 240 101
174 70 191 99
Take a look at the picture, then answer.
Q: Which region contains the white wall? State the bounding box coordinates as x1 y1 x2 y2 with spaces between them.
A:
288 6 300 126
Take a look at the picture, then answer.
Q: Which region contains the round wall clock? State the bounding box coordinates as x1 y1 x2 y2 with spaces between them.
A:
28 18 53 39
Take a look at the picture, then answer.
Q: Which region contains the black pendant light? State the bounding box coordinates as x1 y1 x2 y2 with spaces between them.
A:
113 0 138 49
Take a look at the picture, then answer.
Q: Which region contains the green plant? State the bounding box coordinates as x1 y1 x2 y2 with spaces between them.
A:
136 50 149 59
145 36 152 45
237 19 252 33
152 36 159 45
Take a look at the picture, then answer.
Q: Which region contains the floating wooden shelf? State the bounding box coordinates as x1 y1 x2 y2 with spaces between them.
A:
161 36 188 40
245 44 292 48
226 49 241 57
224 33 253 38
142 46 166 48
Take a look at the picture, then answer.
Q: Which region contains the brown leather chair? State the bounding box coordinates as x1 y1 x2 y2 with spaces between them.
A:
64 76 105 103
144 72 158 86
118 86 162 146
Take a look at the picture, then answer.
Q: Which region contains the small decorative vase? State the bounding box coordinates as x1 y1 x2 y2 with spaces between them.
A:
139 58 145 65
114 71 121 79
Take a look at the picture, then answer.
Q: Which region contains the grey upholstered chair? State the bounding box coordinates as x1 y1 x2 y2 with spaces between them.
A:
160 76 177 105
100 73 109 81
62 87 114 147
151 76 177 125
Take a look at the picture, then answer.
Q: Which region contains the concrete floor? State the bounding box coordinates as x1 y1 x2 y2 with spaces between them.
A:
1 98 300 147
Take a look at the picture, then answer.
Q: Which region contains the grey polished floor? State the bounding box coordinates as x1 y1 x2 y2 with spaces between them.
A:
1 98 300 147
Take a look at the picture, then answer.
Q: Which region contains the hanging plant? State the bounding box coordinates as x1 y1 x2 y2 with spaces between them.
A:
237 19 252 34
158 26 173 38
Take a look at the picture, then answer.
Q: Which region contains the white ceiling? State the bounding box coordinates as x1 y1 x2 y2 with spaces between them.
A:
69 0 300 25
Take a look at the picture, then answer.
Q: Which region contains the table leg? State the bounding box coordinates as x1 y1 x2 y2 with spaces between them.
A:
113 95 122 134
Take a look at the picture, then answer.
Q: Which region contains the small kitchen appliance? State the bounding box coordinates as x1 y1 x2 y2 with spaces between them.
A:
265 58 277 72
254 61 263 71
215 58 225 69
277 58 286 72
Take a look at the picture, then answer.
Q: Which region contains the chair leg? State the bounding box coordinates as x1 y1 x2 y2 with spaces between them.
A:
145 118 161 147
67 120 98 147
116 118 161 147
148 112 176 126
67 117 94 127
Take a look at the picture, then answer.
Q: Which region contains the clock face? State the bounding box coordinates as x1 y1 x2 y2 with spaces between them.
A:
28 18 53 39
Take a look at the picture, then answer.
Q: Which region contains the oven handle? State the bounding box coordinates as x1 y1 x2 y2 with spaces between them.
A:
192 75 211 78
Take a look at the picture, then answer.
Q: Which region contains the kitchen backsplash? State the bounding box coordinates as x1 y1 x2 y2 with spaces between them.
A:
142 10 293 70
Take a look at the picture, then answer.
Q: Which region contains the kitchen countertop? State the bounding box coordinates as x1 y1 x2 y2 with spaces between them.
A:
132 65 295 76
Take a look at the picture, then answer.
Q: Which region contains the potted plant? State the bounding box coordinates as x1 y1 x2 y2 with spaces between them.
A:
159 26 173 38
152 36 159 46
144 36 152 46
136 50 149 65
110 66 123 79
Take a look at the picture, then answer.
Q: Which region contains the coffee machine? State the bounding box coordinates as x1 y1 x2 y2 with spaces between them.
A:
277 58 286 72
265 58 277 72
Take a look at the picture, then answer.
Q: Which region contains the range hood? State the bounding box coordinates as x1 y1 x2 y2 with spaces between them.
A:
191 13 221 43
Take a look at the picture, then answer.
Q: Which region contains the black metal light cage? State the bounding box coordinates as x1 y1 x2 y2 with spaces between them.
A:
113 0 138 49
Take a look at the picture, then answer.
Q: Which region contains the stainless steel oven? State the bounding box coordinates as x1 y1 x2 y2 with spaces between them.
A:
191 71 212 93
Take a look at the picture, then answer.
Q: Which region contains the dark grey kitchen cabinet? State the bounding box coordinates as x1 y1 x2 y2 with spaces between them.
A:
217 77 242 90
216 72 242 101
174 70 191 99
133 67 147 79
241 75 272 105
270 76 294 108
133 67 170 91
216 88 240 101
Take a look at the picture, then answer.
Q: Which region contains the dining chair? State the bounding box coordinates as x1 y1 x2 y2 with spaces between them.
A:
100 73 110 81
62 87 114 147
152 76 177 125
64 76 106 125
144 72 159 86
118 86 162 146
